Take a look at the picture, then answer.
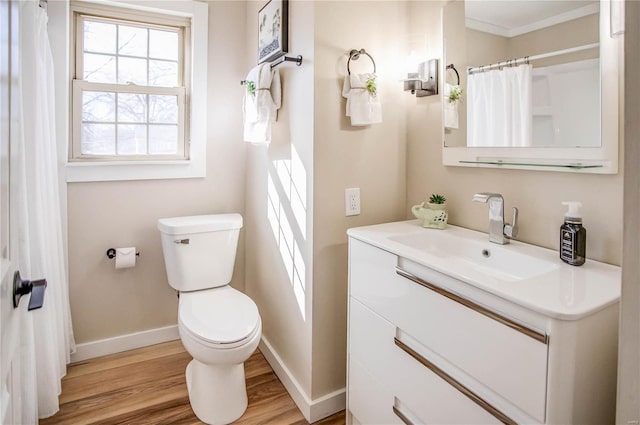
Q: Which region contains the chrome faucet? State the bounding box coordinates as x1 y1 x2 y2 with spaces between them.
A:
472 193 518 244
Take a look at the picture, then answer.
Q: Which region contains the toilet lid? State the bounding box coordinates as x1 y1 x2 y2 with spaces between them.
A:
179 286 260 345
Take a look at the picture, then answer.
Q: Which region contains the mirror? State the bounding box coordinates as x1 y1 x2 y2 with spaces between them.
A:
441 0 620 173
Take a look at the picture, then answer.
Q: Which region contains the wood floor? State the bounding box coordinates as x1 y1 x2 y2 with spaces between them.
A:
41 340 345 425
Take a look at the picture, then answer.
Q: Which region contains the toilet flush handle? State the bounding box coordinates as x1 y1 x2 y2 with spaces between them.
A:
174 239 190 244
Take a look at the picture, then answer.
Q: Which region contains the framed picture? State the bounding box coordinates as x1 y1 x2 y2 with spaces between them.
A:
258 0 288 64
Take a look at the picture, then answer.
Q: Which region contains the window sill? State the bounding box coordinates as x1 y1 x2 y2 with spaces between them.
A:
66 158 205 182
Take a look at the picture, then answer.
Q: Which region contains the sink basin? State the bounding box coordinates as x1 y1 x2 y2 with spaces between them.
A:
388 229 560 281
347 219 621 320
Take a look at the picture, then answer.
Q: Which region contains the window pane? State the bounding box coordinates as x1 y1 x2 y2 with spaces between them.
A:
118 57 147 85
75 15 187 162
149 95 178 123
149 125 177 154
118 25 148 57
82 91 115 122
82 123 115 155
83 21 116 54
118 93 146 123
149 29 178 60
149 60 178 87
83 53 116 83
117 124 147 155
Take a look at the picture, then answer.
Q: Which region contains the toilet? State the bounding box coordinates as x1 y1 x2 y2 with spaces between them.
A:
157 213 261 425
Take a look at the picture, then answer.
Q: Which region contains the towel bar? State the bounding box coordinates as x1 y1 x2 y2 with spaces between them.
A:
240 55 303 85
270 55 303 69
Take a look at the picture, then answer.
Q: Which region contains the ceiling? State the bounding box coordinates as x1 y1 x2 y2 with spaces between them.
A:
465 0 599 37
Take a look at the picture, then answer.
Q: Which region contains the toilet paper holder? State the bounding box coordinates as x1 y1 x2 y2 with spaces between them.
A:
106 248 140 259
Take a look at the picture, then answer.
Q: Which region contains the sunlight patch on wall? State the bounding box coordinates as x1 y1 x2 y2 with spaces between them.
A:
273 145 307 240
266 145 308 320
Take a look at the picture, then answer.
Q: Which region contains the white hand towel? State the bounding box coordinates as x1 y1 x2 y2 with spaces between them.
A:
444 83 459 129
342 73 382 126
243 63 282 144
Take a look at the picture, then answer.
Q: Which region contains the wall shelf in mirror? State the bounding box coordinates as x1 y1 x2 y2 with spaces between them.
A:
441 0 621 174
458 160 604 170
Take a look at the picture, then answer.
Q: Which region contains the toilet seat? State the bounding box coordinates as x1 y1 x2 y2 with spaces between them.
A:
179 286 260 349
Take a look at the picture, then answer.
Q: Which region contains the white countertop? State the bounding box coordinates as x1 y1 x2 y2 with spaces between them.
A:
347 220 621 320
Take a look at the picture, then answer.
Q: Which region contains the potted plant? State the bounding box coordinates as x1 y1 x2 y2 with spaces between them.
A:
428 193 447 209
411 194 448 229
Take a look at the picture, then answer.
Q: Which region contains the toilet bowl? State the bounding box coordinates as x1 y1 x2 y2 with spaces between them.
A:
157 214 261 425
179 286 262 424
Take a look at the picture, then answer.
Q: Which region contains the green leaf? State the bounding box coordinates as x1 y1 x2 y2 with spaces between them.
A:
448 86 463 103
366 76 377 96
429 193 446 204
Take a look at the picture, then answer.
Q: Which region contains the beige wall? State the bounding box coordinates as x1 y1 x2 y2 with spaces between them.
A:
508 14 599 67
442 0 469 148
408 0 623 266
312 0 408 398
244 0 316 396
67 1 248 344
617 1 639 421
244 0 409 401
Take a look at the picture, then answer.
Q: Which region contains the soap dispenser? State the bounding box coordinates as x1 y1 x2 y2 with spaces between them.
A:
560 201 586 266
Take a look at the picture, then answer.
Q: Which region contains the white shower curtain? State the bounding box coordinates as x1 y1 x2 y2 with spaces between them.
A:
16 0 76 418
467 64 533 147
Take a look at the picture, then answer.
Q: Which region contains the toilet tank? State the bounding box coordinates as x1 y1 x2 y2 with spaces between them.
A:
157 214 243 292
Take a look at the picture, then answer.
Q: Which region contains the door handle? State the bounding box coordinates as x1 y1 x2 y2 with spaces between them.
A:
13 271 47 310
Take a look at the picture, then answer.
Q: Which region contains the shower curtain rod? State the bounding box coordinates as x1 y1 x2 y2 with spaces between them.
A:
467 42 599 74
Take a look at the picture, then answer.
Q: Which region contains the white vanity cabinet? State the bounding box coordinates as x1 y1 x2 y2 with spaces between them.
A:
346 221 620 425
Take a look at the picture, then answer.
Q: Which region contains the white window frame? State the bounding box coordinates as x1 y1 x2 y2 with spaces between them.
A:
65 0 208 182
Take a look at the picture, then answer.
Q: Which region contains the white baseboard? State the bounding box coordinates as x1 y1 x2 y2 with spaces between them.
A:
259 336 346 423
70 325 180 363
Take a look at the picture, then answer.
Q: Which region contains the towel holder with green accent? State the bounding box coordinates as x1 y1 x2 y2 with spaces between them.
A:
446 64 460 85
347 49 376 75
240 55 303 85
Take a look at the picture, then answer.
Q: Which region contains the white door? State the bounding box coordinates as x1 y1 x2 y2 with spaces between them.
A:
1 1 36 423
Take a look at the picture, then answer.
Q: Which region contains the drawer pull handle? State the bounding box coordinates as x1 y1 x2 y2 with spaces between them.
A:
394 337 517 425
392 406 415 425
395 266 548 344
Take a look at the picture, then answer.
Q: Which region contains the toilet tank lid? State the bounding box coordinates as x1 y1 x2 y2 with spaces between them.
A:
157 214 243 235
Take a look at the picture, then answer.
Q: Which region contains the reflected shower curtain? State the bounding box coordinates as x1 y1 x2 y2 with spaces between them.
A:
17 0 76 418
467 64 533 147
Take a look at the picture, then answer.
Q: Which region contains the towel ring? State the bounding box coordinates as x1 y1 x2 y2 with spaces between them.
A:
347 48 376 75
446 64 460 85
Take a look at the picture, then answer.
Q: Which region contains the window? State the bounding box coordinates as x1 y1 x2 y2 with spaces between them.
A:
72 6 189 161
63 1 207 182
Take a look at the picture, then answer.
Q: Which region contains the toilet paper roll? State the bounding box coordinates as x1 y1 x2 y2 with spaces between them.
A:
115 247 137 269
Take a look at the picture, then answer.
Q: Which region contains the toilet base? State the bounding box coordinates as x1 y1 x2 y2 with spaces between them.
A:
185 359 248 425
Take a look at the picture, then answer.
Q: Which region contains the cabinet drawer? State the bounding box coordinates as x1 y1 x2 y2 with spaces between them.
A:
348 357 402 425
349 298 506 425
349 239 548 422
